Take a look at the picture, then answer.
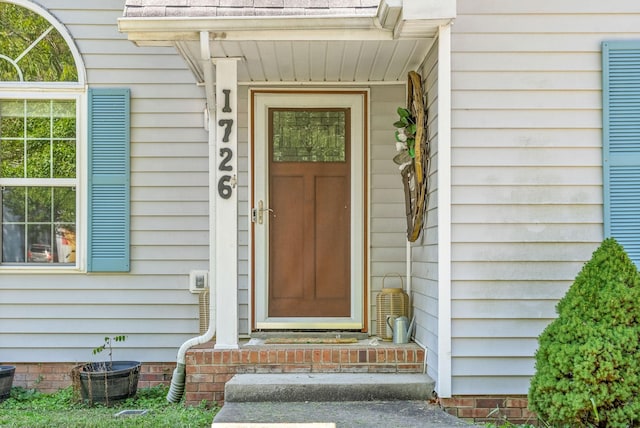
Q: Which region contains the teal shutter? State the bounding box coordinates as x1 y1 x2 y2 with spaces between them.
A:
88 88 130 272
603 41 640 266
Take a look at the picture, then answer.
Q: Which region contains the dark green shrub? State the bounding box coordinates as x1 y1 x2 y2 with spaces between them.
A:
528 238 640 427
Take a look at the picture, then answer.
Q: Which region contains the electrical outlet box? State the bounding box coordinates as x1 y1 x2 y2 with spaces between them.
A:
189 270 209 293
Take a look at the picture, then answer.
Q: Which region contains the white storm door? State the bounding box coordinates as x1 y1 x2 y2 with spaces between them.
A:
252 90 367 330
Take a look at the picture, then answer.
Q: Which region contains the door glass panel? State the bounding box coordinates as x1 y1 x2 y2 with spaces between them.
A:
271 109 347 162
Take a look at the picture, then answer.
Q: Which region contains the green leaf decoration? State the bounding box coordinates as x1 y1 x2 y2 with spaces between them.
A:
397 107 411 118
393 120 405 128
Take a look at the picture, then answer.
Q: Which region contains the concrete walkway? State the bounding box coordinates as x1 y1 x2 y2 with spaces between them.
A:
213 401 481 427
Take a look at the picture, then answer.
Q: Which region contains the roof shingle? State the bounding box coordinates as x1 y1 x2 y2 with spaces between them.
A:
123 0 379 18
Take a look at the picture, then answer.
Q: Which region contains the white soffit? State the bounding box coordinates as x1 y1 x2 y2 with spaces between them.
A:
175 38 434 84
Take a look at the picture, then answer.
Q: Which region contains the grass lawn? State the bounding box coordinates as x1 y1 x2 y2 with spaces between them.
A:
0 385 218 427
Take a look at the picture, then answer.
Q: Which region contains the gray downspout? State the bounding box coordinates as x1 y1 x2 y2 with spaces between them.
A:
167 31 217 403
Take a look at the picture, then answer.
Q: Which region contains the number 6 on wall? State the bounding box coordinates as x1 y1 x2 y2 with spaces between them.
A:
218 175 232 199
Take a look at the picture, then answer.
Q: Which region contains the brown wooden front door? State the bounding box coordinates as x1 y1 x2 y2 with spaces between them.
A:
267 108 351 317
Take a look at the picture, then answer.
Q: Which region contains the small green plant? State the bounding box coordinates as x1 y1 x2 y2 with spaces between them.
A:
392 107 417 159
72 335 140 405
92 335 127 367
528 238 640 427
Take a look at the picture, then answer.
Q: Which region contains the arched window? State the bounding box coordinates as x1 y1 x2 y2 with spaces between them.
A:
0 2 78 82
0 0 84 267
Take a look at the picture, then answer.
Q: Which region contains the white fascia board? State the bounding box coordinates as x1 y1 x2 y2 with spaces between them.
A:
387 0 456 39
118 15 393 44
376 0 402 30
402 0 457 20
393 18 454 40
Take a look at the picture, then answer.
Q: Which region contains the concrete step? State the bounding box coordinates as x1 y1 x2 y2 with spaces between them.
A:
213 401 480 428
224 373 436 403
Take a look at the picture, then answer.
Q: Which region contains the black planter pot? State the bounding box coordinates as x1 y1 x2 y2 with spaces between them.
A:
0 365 15 402
72 361 141 405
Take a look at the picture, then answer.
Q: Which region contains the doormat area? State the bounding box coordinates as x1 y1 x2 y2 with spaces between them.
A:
263 337 359 344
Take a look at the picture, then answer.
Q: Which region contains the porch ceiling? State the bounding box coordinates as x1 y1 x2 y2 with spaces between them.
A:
175 38 434 84
118 1 455 84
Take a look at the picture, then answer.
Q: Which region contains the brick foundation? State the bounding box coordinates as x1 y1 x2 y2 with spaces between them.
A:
5 362 175 394
441 396 537 425
184 341 426 407
6 357 537 425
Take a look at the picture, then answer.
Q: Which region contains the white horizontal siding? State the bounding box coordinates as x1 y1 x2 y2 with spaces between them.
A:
457 1 640 15
452 281 570 302
453 186 602 204
453 128 601 147
452 376 532 396
449 0 640 396
412 41 440 387
0 0 209 363
369 85 407 335
453 319 553 338
237 87 249 335
454 358 534 377
452 243 597 262
453 166 602 186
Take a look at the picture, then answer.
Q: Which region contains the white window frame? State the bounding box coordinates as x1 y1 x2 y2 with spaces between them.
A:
0 0 87 271
0 89 86 272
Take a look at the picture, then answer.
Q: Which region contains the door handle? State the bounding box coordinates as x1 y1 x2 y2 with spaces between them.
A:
255 200 274 225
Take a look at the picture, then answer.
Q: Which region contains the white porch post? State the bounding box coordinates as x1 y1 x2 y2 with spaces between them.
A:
214 58 239 349
437 22 453 398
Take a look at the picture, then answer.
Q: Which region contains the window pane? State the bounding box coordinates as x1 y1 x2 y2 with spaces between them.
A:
26 116 50 138
53 116 75 139
27 224 52 263
0 3 78 82
2 224 24 263
53 187 75 223
26 100 51 138
52 140 75 178
27 187 52 222
26 139 51 178
55 184 76 264
0 100 25 138
272 109 347 162
0 138 25 178
55 225 76 264
2 187 25 222
1 186 75 264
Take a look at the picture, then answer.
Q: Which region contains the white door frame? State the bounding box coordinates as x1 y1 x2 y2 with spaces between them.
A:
250 89 368 330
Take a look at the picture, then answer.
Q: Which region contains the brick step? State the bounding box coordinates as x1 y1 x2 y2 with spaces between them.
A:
184 341 426 406
224 373 436 402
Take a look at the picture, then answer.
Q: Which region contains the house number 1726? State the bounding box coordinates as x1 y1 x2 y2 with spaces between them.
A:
218 89 234 199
